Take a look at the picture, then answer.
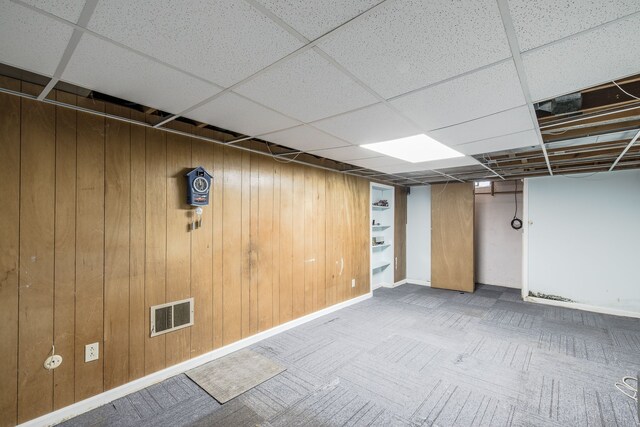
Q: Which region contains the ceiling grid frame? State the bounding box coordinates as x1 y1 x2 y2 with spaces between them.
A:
495 0 552 175
6 0 640 183
36 0 99 100
241 0 500 182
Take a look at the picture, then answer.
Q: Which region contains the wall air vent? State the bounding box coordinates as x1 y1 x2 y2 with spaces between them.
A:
150 298 194 337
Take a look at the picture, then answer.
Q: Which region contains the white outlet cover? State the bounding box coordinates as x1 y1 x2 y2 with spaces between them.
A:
85 342 99 362
352 279 356 288
44 354 63 370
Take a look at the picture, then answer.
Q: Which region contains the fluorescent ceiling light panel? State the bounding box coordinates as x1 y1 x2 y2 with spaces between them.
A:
360 134 464 163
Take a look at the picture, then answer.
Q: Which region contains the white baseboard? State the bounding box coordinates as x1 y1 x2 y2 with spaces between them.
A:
379 279 405 289
406 279 431 287
20 292 372 427
524 296 640 319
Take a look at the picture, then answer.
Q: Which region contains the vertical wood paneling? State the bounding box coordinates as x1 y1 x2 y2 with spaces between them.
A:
241 151 251 338
104 104 131 390
144 127 167 374
335 175 346 303
3 89 375 424
315 170 327 309
75 97 105 401
358 178 371 295
128 110 146 380
222 148 242 344
190 130 214 356
394 187 407 283
258 156 274 331
278 163 293 323
304 169 315 314
18 83 56 423
249 154 259 335
292 165 305 319
271 163 281 325
165 124 192 366
211 143 224 349
0 76 21 427
324 172 337 307
53 90 77 409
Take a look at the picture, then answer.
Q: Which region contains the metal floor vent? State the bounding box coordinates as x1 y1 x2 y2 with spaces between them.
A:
150 298 194 337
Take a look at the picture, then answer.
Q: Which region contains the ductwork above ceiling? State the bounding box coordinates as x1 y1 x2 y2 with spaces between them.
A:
535 93 582 115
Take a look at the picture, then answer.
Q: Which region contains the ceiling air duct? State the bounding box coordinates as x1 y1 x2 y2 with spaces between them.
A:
535 92 582 115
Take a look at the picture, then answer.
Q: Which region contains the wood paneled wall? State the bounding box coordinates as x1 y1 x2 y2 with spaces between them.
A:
394 186 407 282
0 78 371 426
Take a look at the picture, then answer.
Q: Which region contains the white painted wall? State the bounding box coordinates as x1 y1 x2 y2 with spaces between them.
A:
475 189 523 288
525 169 640 314
406 186 431 283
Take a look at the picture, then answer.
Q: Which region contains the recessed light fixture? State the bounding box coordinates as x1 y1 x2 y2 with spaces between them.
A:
360 134 464 163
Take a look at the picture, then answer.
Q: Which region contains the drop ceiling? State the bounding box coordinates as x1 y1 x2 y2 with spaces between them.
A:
2 0 640 184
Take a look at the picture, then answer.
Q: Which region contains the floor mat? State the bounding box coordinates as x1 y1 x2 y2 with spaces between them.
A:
186 349 286 403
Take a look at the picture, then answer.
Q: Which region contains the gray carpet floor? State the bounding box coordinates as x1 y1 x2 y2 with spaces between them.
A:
59 284 640 426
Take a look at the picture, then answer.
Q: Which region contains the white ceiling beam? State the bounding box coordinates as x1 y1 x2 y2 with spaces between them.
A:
496 0 553 176
609 129 640 171
36 0 98 101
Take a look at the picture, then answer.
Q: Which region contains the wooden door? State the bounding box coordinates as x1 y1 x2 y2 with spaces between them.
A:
431 182 474 292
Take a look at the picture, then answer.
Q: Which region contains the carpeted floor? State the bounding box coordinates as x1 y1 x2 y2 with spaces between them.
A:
60 284 640 426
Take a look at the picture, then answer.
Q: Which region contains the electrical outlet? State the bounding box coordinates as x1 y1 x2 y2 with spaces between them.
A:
85 342 99 362
351 278 356 288
44 354 63 370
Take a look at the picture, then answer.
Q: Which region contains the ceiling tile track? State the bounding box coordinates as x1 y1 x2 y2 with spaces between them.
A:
240 0 480 183
36 0 99 100
495 0 552 176
12 0 640 183
0 84 434 186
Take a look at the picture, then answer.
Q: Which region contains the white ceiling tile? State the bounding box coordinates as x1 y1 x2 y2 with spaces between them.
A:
62 34 220 114
184 92 300 137
319 0 511 98
261 125 349 151
455 129 539 155
235 49 378 122
348 156 409 169
307 146 380 162
428 106 534 147
390 61 526 131
22 0 85 22
257 0 383 40
375 156 480 174
86 0 303 87
0 1 73 76
312 103 420 145
523 15 640 102
508 0 640 52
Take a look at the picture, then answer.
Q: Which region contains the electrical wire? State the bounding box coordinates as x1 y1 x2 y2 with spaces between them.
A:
266 142 302 164
612 80 640 101
511 180 523 230
615 376 637 402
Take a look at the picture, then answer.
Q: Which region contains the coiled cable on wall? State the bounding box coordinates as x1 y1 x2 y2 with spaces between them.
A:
511 180 523 230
